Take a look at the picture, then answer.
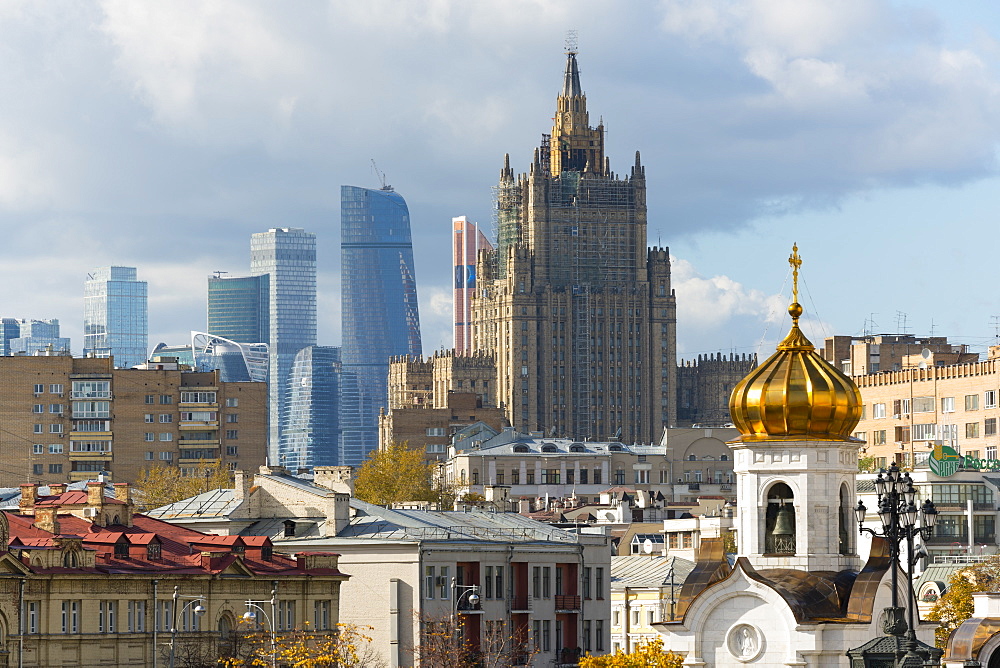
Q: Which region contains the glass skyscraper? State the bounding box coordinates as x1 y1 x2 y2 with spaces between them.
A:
250 228 317 463
282 345 340 470
8 318 70 355
207 274 270 344
83 266 148 368
341 186 422 467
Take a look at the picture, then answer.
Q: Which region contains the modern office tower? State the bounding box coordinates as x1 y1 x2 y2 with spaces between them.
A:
250 228 317 462
453 216 493 353
282 346 340 470
0 355 265 487
2 318 71 355
83 266 148 369
207 274 270 344
470 48 677 444
341 185 422 467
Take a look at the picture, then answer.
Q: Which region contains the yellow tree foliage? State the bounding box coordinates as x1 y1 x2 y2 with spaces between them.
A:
927 555 1000 646
133 462 233 512
353 441 435 506
221 623 385 667
580 637 684 668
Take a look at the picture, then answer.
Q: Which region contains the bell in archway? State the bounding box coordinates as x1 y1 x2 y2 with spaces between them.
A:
772 502 795 537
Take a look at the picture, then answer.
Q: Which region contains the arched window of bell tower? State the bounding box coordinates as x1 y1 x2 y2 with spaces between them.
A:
839 483 853 555
764 482 796 555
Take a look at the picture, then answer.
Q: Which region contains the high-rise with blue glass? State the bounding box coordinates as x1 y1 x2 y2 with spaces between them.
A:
83 266 148 368
282 345 341 470
341 186 422 467
250 228 317 463
207 274 270 344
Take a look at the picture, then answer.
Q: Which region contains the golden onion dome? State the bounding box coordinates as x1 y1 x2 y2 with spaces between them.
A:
729 245 862 442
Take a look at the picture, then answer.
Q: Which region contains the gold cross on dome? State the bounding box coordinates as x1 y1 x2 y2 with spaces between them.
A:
789 243 802 304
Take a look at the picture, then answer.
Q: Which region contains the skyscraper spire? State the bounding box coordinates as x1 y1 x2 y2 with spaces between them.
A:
561 50 582 97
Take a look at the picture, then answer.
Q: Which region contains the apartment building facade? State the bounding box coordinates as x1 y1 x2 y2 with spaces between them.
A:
0 356 266 486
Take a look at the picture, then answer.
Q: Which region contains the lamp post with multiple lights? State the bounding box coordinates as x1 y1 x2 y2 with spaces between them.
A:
854 462 939 667
168 586 207 668
242 582 279 668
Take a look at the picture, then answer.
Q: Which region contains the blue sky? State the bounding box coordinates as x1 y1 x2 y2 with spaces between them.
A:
2 1 1000 361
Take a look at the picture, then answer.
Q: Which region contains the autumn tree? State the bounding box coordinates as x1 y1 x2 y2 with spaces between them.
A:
927 555 1000 646
353 441 435 506
133 462 234 512
580 637 684 668
221 623 385 667
414 615 536 668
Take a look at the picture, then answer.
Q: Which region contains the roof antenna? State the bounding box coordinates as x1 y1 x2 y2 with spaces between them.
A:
565 30 578 55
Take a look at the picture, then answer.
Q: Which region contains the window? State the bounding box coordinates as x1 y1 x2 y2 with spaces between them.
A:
145 433 154 442
27 601 38 634
988 391 998 410
180 391 216 403
32 404 44 414
967 394 980 411
226 414 239 424
180 411 217 422
61 600 80 633
913 396 935 413
532 621 541 651
33 384 44 394
593 469 602 485
226 397 238 407
155 600 173 632
145 395 155 405
226 445 238 456
72 401 110 418
511 469 520 484
32 464 42 476
987 419 997 437
425 566 435 599
160 395 173 405
159 433 173 442
532 566 541 598
583 567 592 599
873 403 886 419
277 601 295 631
128 601 145 632
226 430 238 439
439 566 449 598
596 619 604 651
614 468 625 484
580 469 588 484
583 619 592 652
542 469 560 484
542 619 551 652
913 423 937 441
895 425 911 443
50 384 63 394
99 600 117 633
48 423 62 434
72 381 110 399
989 446 998 460
313 600 331 630
872 430 886 446
942 397 956 413
596 567 604 599
145 414 154 423
632 609 640 626
32 444 43 455
160 452 173 461
635 469 649 484
48 464 62 474
159 414 173 423
854 432 867 442
542 567 551 598
74 420 110 432
33 424 43 434
70 440 110 453
48 444 63 454
425 427 446 436
967 423 980 439
526 470 535 484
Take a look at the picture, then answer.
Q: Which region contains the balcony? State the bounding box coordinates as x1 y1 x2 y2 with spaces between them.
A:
554 595 581 612
510 596 532 613
71 391 111 400
179 421 219 429
69 452 112 461
687 483 700 492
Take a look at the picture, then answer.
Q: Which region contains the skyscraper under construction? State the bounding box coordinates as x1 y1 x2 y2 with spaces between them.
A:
471 47 677 444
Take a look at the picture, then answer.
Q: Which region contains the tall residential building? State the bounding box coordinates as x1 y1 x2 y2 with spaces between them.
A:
282 345 341 470
0 355 265 486
207 273 270 344
250 228 317 463
676 353 757 428
341 185 422 467
470 49 677 443
453 216 493 353
3 318 71 355
83 266 148 368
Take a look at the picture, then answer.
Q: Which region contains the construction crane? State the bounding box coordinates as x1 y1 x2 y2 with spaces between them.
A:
371 159 392 191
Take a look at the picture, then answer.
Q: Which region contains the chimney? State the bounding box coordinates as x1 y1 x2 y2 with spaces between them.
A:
34 507 60 535
19 483 39 512
49 483 67 496
113 482 130 503
314 466 353 494
234 470 253 500
86 481 105 507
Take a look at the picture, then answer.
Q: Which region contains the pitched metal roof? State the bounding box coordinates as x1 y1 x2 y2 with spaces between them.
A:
611 555 696 589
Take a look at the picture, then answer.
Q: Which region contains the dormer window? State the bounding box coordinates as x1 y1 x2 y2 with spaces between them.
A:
261 546 273 562
232 544 245 556
513 445 530 453
283 520 296 537
147 543 161 561
114 542 129 559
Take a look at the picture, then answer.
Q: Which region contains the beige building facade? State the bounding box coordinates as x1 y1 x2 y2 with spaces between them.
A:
821 333 974 376
0 356 266 487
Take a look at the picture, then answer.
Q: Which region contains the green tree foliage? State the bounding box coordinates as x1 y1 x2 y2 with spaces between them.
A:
926 555 1000 646
353 442 435 506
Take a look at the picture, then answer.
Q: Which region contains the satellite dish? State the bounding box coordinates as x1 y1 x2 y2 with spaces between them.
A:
643 539 654 554
921 348 931 359
918 362 927 370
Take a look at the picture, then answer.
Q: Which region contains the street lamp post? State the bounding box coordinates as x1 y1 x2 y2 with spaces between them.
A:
243 582 279 668
451 577 481 646
168 585 207 668
854 462 939 667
